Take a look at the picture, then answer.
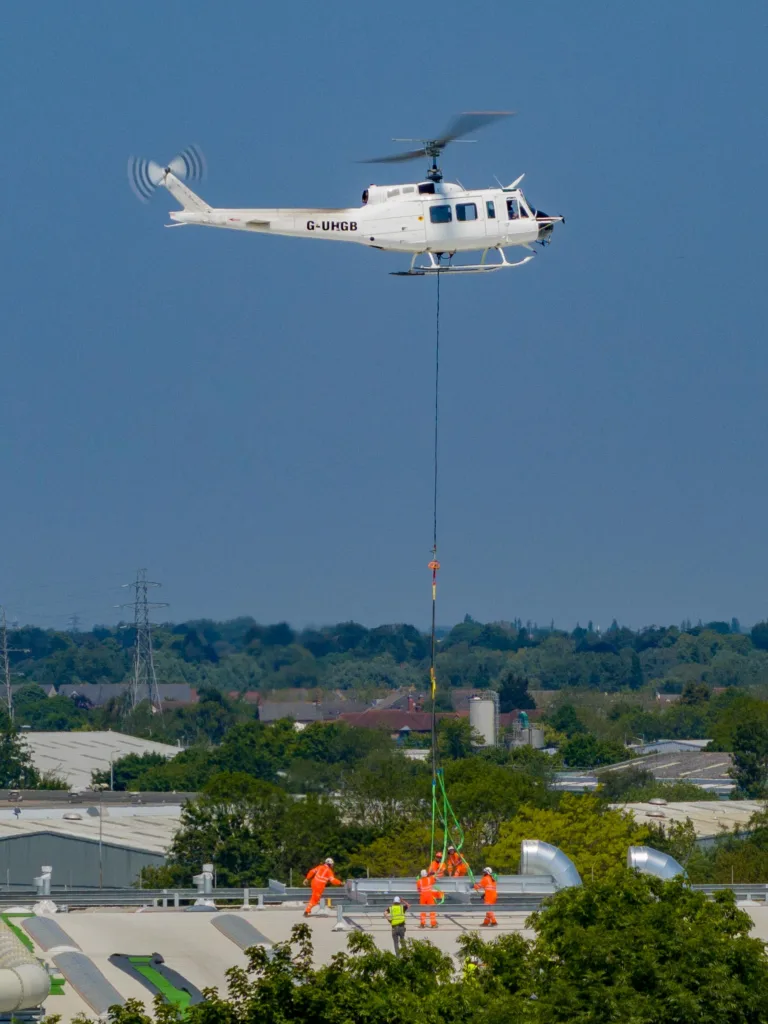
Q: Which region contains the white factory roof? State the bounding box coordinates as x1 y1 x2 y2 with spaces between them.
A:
616 800 765 837
19 731 179 791
13 904 768 1023
0 803 183 854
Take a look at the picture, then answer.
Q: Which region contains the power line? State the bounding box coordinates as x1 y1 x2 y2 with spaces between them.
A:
117 570 169 712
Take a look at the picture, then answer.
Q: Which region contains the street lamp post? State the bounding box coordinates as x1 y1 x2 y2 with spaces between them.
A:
94 783 109 888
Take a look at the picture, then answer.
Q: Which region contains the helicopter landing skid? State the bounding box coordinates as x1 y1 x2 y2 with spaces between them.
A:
391 248 534 276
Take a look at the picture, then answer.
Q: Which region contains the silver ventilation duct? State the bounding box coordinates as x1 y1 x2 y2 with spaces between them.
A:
520 840 582 889
627 845 686 879
0 921 50 1012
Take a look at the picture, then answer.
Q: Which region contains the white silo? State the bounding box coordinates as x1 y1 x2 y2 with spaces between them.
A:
469 694 498 747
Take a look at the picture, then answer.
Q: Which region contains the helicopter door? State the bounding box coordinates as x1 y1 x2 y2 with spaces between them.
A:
364 198 426 248
484 197 501 239
454 200 482 246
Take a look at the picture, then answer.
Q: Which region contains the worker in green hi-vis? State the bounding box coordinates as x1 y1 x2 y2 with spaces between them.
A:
384 896 410 955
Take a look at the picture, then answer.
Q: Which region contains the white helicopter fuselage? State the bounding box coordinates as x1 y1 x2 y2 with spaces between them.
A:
166 176 558 256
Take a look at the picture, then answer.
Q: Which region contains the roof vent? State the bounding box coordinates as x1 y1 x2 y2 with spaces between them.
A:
649 798 668 806
647 810 666 818
62 813 82 821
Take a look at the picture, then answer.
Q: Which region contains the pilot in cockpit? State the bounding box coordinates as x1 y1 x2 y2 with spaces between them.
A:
506 198 520 220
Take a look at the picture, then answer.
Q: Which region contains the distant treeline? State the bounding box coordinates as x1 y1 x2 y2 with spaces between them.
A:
7 614 768 700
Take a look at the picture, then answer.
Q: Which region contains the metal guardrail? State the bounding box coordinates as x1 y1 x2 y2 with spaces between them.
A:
0 881 764 912
0 886 307 910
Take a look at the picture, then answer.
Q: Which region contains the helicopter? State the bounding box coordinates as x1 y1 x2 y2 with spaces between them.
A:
128 112 563 276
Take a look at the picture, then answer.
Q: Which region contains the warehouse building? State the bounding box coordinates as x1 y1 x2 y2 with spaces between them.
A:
19 730 179 791
0 801 182 887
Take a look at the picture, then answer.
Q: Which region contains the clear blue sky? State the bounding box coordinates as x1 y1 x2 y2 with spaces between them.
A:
2 2 767 632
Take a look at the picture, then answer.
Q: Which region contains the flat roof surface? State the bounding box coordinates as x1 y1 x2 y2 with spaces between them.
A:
601 750 734 781
15 903 768 1022
20 732 179 791
0 804 182 853
616 800 763 836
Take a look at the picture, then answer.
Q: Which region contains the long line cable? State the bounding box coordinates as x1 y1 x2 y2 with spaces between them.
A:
426 270 470 874
429 269 441 787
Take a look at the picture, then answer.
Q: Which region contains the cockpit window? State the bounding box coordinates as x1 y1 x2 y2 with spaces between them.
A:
429 205 452 223
418 182 436 195
507 198 520 220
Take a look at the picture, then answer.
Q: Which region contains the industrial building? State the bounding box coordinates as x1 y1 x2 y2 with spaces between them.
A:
19 731 179 791
0 800 182 888
1 839 767 1023
615 800 764 844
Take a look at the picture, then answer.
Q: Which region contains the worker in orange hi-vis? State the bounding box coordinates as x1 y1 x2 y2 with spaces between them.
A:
303 858 343 916
445 845 469 877
474 867 498 926
416 868 443 928
428 850 445 877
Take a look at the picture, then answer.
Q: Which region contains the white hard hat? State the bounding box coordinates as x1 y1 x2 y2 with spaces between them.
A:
325 858 334 866
484 866 493 874
393 896 401 903
420 869 428 877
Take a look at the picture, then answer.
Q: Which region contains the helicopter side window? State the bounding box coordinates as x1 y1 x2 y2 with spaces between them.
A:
507 198 520 220
486 201 496 219
456 203 477 222
418 183 436 195
429 205 452 224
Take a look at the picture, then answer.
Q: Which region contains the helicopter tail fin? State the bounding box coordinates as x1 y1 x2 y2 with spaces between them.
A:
161 172 211 213
128 145 210 212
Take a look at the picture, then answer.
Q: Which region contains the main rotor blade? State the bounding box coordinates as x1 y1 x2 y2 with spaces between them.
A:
359 148 427 165
435 110 516 146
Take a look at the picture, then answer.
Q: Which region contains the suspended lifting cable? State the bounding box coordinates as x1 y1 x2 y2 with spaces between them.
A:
427 270 471 881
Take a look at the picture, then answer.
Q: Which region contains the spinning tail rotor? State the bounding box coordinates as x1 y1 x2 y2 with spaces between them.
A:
128 144 206 202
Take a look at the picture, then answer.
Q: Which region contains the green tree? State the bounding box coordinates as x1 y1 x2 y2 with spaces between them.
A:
751 620 768 650
680 681 710 705
0 727 39 787
487 793 655 880
528 872 768 1023
628 651 643 690
559 734 627 768
348 822 435 877
731 719 768 797
443 757 552 850
92 752 168 790
547 703 585 738
438 717 480 759
338 752 428 832
163 773 289 885
496 670 535 712
281 794 369 879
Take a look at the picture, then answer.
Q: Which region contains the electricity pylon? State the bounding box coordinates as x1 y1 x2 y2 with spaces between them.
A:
118 570 169 711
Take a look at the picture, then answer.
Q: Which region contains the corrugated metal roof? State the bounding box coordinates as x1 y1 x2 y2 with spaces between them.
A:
0 804 182 854
600 750 733 781
20 732 179 791
616 800 764 837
